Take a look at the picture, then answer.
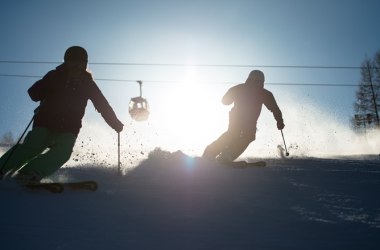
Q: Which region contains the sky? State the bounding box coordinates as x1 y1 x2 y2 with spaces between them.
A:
0 0 379 161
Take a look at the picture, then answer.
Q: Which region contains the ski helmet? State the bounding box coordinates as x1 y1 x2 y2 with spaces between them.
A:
64 46 88 62
246 70 265 86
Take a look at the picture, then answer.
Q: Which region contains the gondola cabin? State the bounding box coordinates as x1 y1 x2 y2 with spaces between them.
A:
129 96 150 121
129 81 150 121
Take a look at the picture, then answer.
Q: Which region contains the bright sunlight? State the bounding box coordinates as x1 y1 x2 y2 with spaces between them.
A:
148 72 230 155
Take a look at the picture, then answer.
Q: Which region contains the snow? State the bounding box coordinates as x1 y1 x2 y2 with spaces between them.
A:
1 149 380 250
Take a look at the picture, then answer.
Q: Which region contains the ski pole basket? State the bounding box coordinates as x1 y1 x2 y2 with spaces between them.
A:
129 81 150 121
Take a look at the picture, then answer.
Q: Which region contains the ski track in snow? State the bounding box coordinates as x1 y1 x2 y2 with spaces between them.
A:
1 150 380 250
273 157 380 227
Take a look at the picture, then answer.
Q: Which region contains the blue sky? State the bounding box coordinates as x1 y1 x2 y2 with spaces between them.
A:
0 0 379 156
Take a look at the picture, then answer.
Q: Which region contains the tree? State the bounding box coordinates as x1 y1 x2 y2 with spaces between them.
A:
352 52 380 132
374 51 380 102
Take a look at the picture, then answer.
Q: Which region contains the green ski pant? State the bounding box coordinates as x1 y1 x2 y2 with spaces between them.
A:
0 127 77 178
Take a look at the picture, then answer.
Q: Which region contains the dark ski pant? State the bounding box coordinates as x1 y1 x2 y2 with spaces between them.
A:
0 127 76 178
203 118 256 161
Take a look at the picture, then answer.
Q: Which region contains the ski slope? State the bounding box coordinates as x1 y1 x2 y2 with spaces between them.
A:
1 149 379 250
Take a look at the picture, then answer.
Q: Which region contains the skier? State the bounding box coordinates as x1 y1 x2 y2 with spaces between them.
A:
0 46 124 181
202 70 284 162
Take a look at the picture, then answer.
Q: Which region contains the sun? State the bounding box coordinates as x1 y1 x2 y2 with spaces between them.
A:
148 73 229 155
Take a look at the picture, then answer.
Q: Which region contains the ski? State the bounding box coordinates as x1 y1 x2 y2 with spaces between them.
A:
25 182 64 193
63 181 98 191
24 181 97 193
225 161 267 168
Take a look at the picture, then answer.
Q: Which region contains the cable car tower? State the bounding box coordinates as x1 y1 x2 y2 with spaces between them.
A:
129 80 150 121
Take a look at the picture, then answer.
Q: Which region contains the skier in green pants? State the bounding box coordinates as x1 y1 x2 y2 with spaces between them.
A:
0 46 124 181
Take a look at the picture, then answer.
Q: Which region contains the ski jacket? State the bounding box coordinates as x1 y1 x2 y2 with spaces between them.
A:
222 84 283 128
28 64 122 135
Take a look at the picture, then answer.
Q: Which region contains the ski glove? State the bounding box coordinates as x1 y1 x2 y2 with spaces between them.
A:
277 121 285 130
113 119 124 133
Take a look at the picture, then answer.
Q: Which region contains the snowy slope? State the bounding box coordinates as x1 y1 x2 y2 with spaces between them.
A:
1 149 380 250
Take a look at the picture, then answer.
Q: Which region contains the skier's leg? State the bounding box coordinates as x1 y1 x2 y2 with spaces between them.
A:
203 111 242 159
203 125 243 160
19 132 77 178
202 131 231 159
0 127 49 174
226 138 252 161
221 129 256 161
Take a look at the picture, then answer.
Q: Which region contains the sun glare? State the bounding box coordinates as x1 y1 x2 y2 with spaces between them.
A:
148 73 229 155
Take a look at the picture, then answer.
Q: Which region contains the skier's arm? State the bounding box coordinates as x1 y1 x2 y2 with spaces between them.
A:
88 80 124 133
221 85 240 105
264 91 284 130
28 71 55 102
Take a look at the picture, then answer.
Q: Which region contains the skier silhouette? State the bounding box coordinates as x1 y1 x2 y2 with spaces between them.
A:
0 46 124 181
202 70 284 162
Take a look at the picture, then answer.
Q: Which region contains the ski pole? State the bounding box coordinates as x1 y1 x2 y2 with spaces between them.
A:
117 132 121 175
280 130 290 156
